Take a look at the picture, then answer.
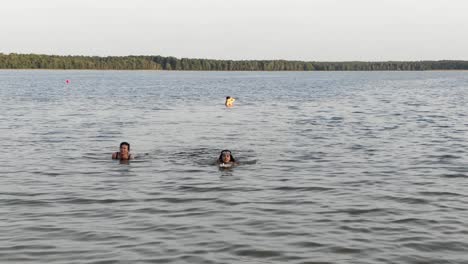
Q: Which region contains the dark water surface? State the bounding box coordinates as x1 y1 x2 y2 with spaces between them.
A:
1 70 468 263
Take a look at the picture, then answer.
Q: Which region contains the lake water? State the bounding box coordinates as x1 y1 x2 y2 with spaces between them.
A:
1 70 468 264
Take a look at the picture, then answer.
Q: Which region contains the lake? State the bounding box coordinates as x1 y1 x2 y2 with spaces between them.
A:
1 70 468 263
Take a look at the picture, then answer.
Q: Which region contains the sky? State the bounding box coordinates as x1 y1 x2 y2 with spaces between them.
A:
1 0 468 61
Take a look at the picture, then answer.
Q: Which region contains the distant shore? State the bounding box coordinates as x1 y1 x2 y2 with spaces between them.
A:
2 69 468 72
1 53 468 71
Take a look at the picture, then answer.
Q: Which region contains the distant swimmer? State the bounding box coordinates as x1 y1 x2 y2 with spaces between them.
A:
112 142 133 160
225 96 235 107
217 149 238 167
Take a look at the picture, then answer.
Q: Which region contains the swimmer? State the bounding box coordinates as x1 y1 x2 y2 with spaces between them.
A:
225 96 235 107
112 142 133 160
217 149 238 167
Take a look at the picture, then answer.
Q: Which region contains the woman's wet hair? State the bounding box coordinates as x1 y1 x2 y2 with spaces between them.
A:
120 142 130 151
218 149 236 162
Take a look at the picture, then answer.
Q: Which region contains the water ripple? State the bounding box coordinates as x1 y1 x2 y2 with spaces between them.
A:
2 71 468 264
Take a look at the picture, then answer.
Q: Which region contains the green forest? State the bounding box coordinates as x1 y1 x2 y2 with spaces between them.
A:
1 53 468 71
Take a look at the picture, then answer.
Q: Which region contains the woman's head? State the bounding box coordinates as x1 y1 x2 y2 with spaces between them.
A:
120 142 130 153
218 149 235 163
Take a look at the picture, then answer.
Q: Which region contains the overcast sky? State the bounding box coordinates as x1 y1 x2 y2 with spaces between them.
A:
1 0 467 61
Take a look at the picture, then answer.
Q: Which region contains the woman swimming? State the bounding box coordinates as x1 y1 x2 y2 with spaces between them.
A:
112 142 133 160
217 149 238 167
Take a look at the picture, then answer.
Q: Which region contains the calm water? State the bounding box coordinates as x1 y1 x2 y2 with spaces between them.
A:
1 70 468 264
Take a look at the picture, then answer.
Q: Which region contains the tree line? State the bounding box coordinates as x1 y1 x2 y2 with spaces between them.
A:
1 53 468 71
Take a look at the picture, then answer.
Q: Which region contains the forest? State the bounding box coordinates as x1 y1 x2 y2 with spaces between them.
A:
1 53 468 71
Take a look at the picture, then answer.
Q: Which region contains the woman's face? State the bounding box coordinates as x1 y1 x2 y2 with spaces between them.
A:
120 145 129 155
221 152 231 163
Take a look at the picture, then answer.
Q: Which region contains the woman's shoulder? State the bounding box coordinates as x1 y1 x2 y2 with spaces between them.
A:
218 161 239 167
